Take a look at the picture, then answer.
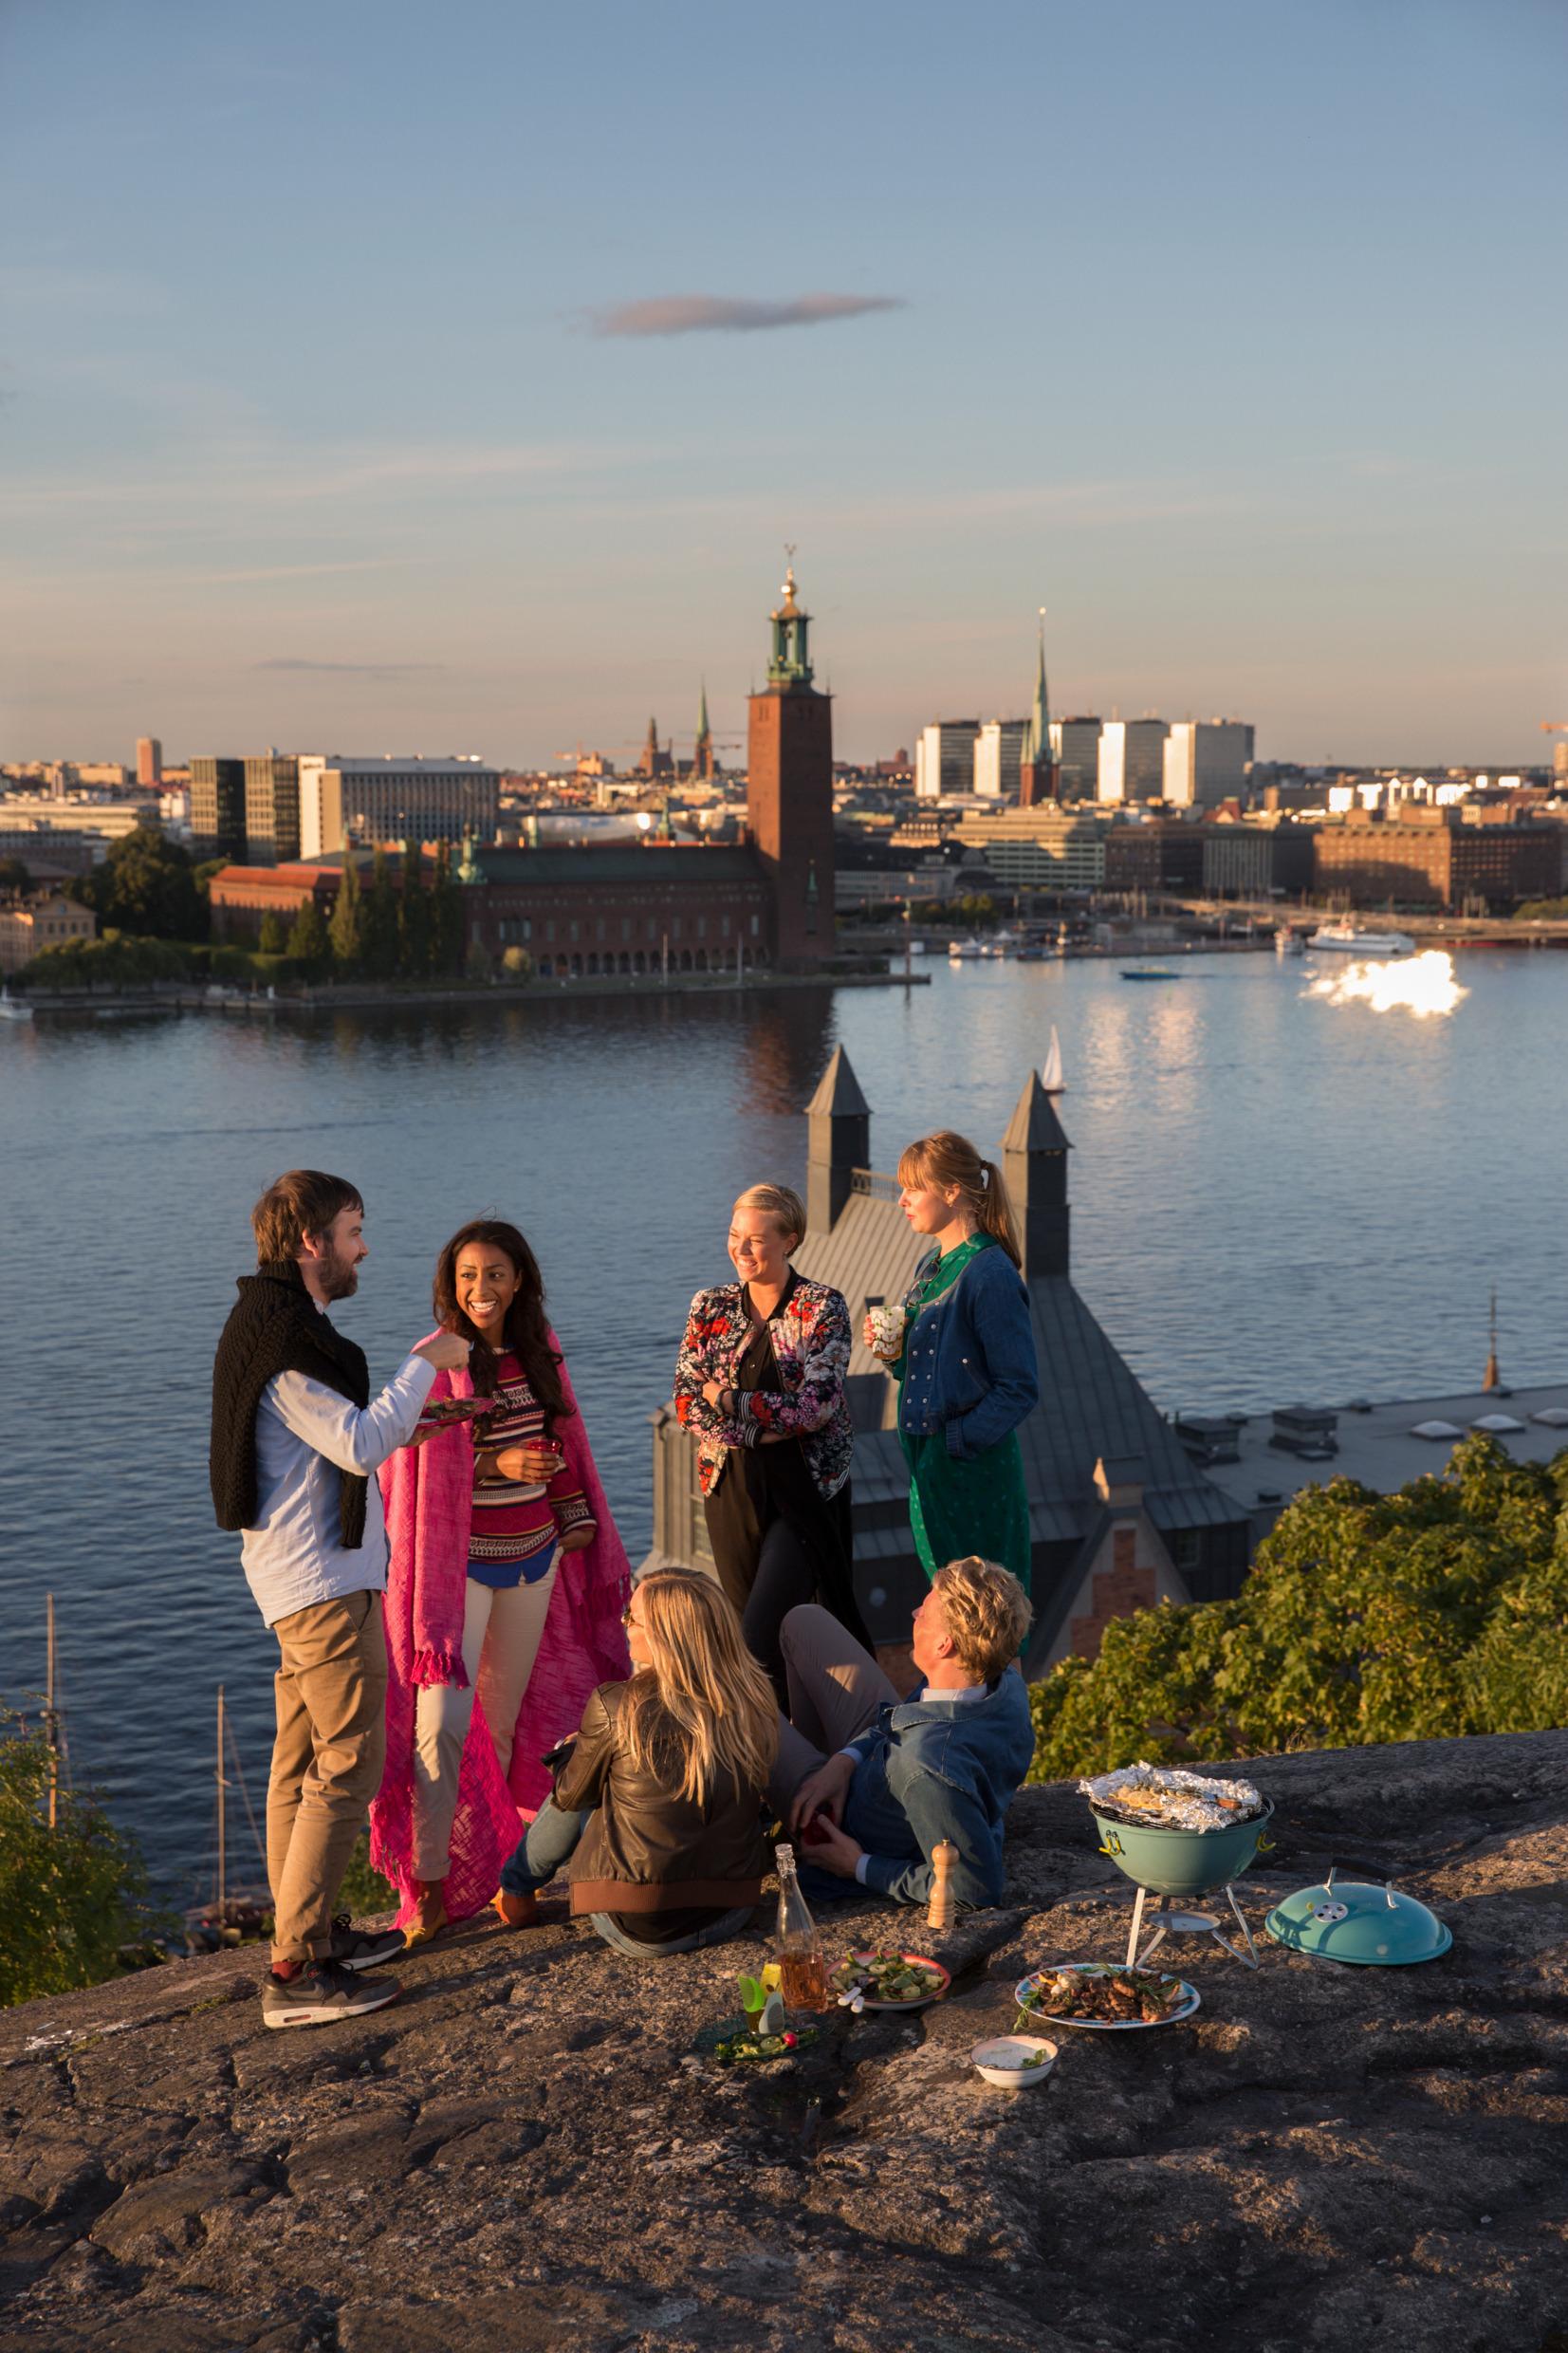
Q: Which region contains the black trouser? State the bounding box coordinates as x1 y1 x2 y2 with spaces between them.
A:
725 1518 818 1707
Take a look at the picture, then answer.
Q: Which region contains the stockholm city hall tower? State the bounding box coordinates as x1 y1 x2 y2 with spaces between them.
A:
747 557 835 970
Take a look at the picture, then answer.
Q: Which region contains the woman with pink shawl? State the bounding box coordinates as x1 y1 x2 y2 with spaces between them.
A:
370 1219 630 1941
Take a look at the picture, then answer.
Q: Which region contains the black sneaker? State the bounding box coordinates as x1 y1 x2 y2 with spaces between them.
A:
325 1915 406 1973
261 1958 401 2029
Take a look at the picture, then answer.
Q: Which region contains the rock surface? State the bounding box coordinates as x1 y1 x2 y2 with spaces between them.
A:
3 1731 1566 2353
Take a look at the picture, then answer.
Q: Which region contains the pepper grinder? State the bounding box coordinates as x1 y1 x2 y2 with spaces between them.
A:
927 1840 958 1934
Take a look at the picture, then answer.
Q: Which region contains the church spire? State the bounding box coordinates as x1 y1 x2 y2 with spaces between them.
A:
692 679 714 781
1020 609 1058 806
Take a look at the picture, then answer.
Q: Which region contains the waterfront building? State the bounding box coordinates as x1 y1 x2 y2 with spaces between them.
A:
136 736 162 787
0 889 98 973
190 757 248 862
465 843 773 975
243 753 301 867
207 861 342 940
1098 719 1170 804
1164 720 1255 809
914 720 981 800
1313 805 1561 911
297 756 501 859
747 562 837 969
644 1051 1251 1666
973 718 1029 799
950 806 1105 892
1049 715 1102 804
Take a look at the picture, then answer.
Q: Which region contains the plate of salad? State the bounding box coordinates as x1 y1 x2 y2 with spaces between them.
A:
1014 1961 1199 2031
832 1951 950 2011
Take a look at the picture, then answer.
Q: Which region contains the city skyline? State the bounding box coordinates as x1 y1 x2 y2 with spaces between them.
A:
2 0 1563 766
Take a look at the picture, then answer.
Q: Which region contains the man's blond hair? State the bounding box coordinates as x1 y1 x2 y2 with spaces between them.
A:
932 1556 1033 1681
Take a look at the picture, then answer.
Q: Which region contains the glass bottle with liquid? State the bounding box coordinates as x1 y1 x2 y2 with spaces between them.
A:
773 1843 830 2012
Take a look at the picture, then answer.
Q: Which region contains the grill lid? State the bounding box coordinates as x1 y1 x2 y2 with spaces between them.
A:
1264 1872 1451 1966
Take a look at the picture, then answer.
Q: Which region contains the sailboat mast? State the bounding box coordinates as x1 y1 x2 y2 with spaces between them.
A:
216 1685 227 1913
45 1594 58 1832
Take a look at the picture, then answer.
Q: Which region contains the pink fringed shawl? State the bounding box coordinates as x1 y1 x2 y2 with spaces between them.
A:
369 1331 632 1925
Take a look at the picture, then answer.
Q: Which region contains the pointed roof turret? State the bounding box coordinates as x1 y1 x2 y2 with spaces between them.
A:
806 1043 870 1121
767 547 814 689
1003 1066 1071 1157
696 679 710 741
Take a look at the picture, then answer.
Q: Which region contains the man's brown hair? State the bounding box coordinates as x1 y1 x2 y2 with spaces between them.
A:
251 1170 362 1265
931 1555 1034 1681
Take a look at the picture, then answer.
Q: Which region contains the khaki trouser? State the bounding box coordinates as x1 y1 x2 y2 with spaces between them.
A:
267 1588 388 1967
410 1564 559 1882
767 1603 897 1815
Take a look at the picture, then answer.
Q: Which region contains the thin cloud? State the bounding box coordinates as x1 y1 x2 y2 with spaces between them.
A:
253 658 444 676
589 292 903 339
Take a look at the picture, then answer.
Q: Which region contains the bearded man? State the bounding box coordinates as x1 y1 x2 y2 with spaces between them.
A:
211 1169 468 2026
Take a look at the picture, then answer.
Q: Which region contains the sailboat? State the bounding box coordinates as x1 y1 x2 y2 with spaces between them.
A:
1042 1026 1065 1095
184 1686 271 1949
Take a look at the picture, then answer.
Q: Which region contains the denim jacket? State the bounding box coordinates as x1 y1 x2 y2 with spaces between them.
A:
896 1239 1039 1462
839 1668 1036 1909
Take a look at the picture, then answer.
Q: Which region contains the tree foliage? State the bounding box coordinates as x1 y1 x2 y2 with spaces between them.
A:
70 828 204 940
286 895 329 974
327 858 365 971
0 1713 153 2008
361 849 400 980
0 856 32 895
257 907 288 956
1028 1436 1568 1781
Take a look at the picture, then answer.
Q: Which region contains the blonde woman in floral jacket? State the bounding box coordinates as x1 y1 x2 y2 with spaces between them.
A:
673 1183 868 1699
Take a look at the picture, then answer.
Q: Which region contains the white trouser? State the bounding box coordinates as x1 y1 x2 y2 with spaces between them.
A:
410 1561 559 1882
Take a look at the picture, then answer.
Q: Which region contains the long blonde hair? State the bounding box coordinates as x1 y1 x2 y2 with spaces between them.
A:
618 1570 779 1806
897 1130 1022 1269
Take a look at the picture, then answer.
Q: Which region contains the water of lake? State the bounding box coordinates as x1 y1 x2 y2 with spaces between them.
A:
2 947 1562 1896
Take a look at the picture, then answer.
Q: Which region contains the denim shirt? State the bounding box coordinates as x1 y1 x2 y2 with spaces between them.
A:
897 1240 1039 1462
837 1668 1036 1909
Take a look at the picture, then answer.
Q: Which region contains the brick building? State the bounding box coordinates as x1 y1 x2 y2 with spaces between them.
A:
465 843 773 975
207 862 341 941
1314 806 1562 910
747 564 836 967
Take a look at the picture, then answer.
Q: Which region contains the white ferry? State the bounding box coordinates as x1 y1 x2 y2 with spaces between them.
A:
947 938 983 961
1307 923 1415 956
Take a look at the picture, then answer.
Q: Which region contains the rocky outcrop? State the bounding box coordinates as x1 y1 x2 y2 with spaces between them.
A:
3 1731 1566 2353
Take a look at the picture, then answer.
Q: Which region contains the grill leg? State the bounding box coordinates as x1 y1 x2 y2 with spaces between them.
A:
1126 1883 1153 1969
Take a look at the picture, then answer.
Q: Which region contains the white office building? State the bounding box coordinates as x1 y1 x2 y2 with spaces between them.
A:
972 718 1029 800
1163 721 1256 808
1098 719 1170 805
298 756 501 859
1049 716 1102 804
914 720 982 801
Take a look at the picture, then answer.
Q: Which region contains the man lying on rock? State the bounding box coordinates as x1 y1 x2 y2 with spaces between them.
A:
771 1554 1035 1911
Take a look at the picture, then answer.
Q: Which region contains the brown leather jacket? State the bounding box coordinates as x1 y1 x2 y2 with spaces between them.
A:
555 1679 770 1916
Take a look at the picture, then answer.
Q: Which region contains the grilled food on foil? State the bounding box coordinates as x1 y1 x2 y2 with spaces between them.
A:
1079 1761 1264 1832
1023 1966 1186 2025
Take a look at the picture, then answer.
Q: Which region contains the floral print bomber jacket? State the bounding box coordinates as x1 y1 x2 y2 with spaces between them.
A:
673 1275 855 1504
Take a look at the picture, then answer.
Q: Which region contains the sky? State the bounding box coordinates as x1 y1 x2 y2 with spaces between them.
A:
2 0 1564 769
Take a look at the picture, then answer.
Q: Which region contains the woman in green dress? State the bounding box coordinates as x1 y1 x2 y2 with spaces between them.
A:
863 1131 1038 1591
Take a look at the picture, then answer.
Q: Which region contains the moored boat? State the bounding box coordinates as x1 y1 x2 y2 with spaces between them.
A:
1307 923 1415 956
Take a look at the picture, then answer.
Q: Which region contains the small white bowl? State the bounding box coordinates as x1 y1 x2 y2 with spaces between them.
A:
971 2034 1058 2088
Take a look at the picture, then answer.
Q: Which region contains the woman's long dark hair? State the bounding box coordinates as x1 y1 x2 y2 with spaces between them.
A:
433 1218 572 1434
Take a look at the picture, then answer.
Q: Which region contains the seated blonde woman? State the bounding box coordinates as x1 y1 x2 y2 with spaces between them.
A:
491 1569 778 1956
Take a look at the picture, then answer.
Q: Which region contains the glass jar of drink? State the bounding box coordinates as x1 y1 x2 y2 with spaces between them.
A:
773 1842 830 2012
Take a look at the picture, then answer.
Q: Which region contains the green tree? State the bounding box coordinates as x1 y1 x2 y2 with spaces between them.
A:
361 848 400 981
501 945 533 981
0 856 32 895
466 936 493 982
0 1712 153 2007
71 828 203 940
257 907 288 956
327 859 365 973
286 895 330 975
1028 1436 1568 1782
398 850 431 978
428 840 464 977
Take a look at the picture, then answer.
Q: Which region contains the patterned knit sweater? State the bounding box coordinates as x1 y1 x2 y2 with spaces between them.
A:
470 1350 597 1567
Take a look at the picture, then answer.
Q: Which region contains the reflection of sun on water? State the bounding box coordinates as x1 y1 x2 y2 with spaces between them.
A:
1303 949 1467 1019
